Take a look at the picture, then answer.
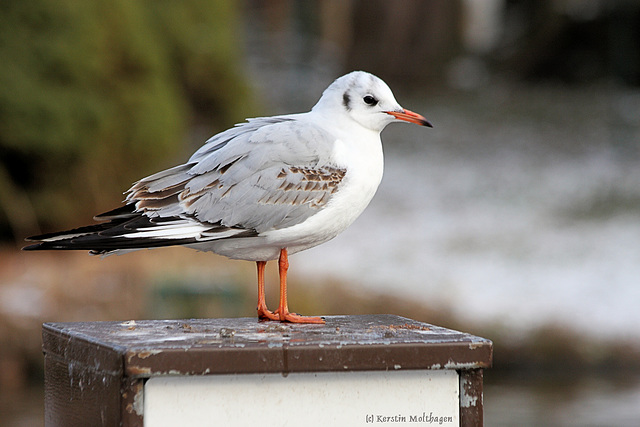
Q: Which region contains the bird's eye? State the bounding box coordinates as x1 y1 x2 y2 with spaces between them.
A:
363 95 378 106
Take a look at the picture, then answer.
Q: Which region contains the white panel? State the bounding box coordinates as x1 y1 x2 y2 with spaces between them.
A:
144 370 459 427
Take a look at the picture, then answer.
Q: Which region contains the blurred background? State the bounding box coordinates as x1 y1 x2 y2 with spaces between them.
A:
1 0 639 425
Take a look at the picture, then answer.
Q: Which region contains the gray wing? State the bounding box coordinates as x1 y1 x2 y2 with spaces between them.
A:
126 116 346 234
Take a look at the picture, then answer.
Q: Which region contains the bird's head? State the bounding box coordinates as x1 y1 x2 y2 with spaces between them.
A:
312 71 432 132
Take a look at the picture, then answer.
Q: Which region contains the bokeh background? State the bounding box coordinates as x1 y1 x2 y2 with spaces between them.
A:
1 1 640 425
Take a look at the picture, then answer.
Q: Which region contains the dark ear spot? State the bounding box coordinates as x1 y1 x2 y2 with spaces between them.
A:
342 92 351 111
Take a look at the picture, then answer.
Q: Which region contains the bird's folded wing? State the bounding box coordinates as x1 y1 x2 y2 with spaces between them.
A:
127 116 347 234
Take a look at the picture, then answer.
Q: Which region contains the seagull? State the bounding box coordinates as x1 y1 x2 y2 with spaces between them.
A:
23 71 431 323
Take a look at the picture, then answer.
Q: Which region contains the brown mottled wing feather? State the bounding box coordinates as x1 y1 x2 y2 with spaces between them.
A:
261 166 345 209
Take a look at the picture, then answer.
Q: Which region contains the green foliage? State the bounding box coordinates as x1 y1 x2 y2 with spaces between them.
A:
0 0 253 238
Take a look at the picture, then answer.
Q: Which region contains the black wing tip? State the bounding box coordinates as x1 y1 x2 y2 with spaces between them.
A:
21 205 139 249
22 241 112 255
22 243 43 251
21 240 81 251
94 204 137 220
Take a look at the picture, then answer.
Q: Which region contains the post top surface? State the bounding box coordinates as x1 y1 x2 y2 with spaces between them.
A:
43 314 492 376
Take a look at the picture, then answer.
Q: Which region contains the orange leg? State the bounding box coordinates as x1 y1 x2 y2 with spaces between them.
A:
276 248 324 324
256 261 279 321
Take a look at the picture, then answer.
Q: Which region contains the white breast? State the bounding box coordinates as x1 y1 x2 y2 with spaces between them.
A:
263 127 384 251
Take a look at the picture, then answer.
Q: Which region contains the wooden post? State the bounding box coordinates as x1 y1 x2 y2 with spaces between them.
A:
42 314 492 426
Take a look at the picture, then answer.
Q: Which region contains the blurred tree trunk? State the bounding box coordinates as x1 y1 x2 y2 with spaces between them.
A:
344 0 464 86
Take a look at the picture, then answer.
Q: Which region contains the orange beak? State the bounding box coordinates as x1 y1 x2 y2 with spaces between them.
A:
386 109 432 127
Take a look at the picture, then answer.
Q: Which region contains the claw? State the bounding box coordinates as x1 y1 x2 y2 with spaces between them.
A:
257 306 280 321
